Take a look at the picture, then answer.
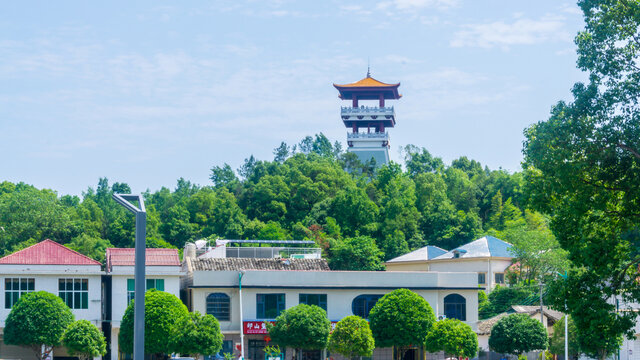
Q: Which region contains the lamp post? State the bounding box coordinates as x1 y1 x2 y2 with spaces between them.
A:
558 271 569 360
113 194 146 360
238 270 246 360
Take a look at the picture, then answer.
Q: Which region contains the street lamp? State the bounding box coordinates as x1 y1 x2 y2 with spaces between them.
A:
558 271 569 360
238 270 246 360
113 194 146 360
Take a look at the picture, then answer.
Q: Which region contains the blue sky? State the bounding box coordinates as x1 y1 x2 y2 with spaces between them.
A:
0 0 586 196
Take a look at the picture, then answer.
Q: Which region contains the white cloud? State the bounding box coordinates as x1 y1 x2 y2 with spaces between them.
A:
377 0 458 10
450 15 571 49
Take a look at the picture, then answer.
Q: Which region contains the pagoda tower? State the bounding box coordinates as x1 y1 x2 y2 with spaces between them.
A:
333 71 401 167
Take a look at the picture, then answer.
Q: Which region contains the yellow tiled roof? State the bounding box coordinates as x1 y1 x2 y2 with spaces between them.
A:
334 76 399 88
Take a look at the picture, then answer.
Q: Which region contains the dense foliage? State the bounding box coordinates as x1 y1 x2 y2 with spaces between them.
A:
523 0 640 358
549 316 580 360
368 289 436 360
4 291 75 360
172 312 224 358
328 315 375 359
425 319 477 358
488 314 548 355
119 289 189 356
0 134 550 269
62 320 107 360
268 304 331 354
479 286 534 319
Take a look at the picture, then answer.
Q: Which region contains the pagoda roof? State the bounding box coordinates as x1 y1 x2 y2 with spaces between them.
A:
334 75 401 100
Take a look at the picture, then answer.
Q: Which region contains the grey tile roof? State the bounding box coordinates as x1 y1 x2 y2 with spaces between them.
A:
432 236 513 260
386 245 447 263
185 257 330 272
476 305 565 335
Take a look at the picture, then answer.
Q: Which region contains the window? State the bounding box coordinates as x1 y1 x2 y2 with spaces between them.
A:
352 295 383 319
444 294 466 321
5 278 34 309
256 293 285 319
127 278 165 303
206 293 230 321
495 273 505 284
59 279 88 309
478 272 486 285
299 294 327 312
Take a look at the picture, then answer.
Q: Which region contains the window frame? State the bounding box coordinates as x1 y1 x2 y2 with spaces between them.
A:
4 278 35 309
206 293 231 321
299 293 327 312
351 294 383 319
478 272 487 285
58 278 89 310
443 293 466 321
256 293 285 320
494 272 505 284
127 278 165 303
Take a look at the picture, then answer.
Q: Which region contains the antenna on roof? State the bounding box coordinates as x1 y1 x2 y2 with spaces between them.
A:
367 57 371 77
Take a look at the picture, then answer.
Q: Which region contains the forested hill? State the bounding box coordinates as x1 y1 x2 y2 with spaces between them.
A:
0 134 540 266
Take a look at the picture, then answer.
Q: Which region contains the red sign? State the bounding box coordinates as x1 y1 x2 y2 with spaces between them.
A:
243 321 340 335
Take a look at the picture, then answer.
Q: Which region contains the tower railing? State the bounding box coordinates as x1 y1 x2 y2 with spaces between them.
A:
347 132 389 139
341 106 395 115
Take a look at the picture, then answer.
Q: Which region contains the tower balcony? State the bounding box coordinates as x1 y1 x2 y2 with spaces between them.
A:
341 106 396 127
347 132 389 140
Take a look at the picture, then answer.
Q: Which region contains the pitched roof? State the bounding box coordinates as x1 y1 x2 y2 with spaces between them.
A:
476 305 564 335
334 76 400 88
0 239 101 266
106 248 180 271
185 257 330 272
386 245 447 263
432 236 513 260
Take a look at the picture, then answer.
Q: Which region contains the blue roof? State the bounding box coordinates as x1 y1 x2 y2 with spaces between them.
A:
432 236 514 260
386 245 448 263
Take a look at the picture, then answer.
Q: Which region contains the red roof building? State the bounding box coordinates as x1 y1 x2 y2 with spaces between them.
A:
0 239 101 265
105 248 180 271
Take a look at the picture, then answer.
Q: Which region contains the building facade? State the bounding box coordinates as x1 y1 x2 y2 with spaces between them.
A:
183 255 479 360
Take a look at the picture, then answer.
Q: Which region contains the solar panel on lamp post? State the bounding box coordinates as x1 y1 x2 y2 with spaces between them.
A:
113 194 146 360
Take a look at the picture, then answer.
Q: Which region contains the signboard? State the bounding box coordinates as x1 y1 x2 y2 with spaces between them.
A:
244 321 340 335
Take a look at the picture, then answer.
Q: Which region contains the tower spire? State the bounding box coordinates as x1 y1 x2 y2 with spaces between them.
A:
367 58 371 78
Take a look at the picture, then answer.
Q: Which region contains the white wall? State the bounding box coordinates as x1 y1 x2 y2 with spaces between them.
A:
0 264 103 328
428 258 512 290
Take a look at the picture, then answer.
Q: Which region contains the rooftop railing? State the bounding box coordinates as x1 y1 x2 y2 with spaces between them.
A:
347 132 389 139
341 106 395 115
225 247 322 259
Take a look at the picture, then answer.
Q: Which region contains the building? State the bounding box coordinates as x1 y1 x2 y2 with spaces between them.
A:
333 71 401 167
182 242 479 360
476 305 564 356
386 236 514 291
104 248 182 360
0 240 103 360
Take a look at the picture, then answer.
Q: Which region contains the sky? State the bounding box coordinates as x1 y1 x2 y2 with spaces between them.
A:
0 0 587 196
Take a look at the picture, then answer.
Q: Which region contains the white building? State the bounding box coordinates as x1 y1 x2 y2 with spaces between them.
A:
0 239 103 360
183 254 479 360
386 236 514 292
104 248 182 360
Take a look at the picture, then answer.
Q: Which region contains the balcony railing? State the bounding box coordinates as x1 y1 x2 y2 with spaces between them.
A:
341 106 394 115
224 247 322 259
347 132 389 139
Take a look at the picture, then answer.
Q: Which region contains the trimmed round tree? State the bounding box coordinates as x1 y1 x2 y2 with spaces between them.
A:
62 320 107 360
172 312 224 358
489 313 548 356
425 319 477 358
328 315 375 359
369 289 436 360
4 291 75 360
268 304 331 358
119 289 189 356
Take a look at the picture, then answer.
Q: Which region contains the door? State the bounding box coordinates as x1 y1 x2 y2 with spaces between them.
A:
248 340 266 360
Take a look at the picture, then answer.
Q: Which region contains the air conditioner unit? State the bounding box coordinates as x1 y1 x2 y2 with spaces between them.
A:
437 315 447 321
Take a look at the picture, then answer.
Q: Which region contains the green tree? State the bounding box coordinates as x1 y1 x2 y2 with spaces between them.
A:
522 1 640 358
328 315 375 360
119 289 189 356
369 289 436 360
549 316 580 360
480 286 533 319
172 312 224 359
489 314 547 355
62 320 107 360
4 291 75 360
268 304 331 359
329 236 384 271
425 319 478 358
65 234 113 264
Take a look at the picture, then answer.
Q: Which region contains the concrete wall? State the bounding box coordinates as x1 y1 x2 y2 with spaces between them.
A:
428 258 512 290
